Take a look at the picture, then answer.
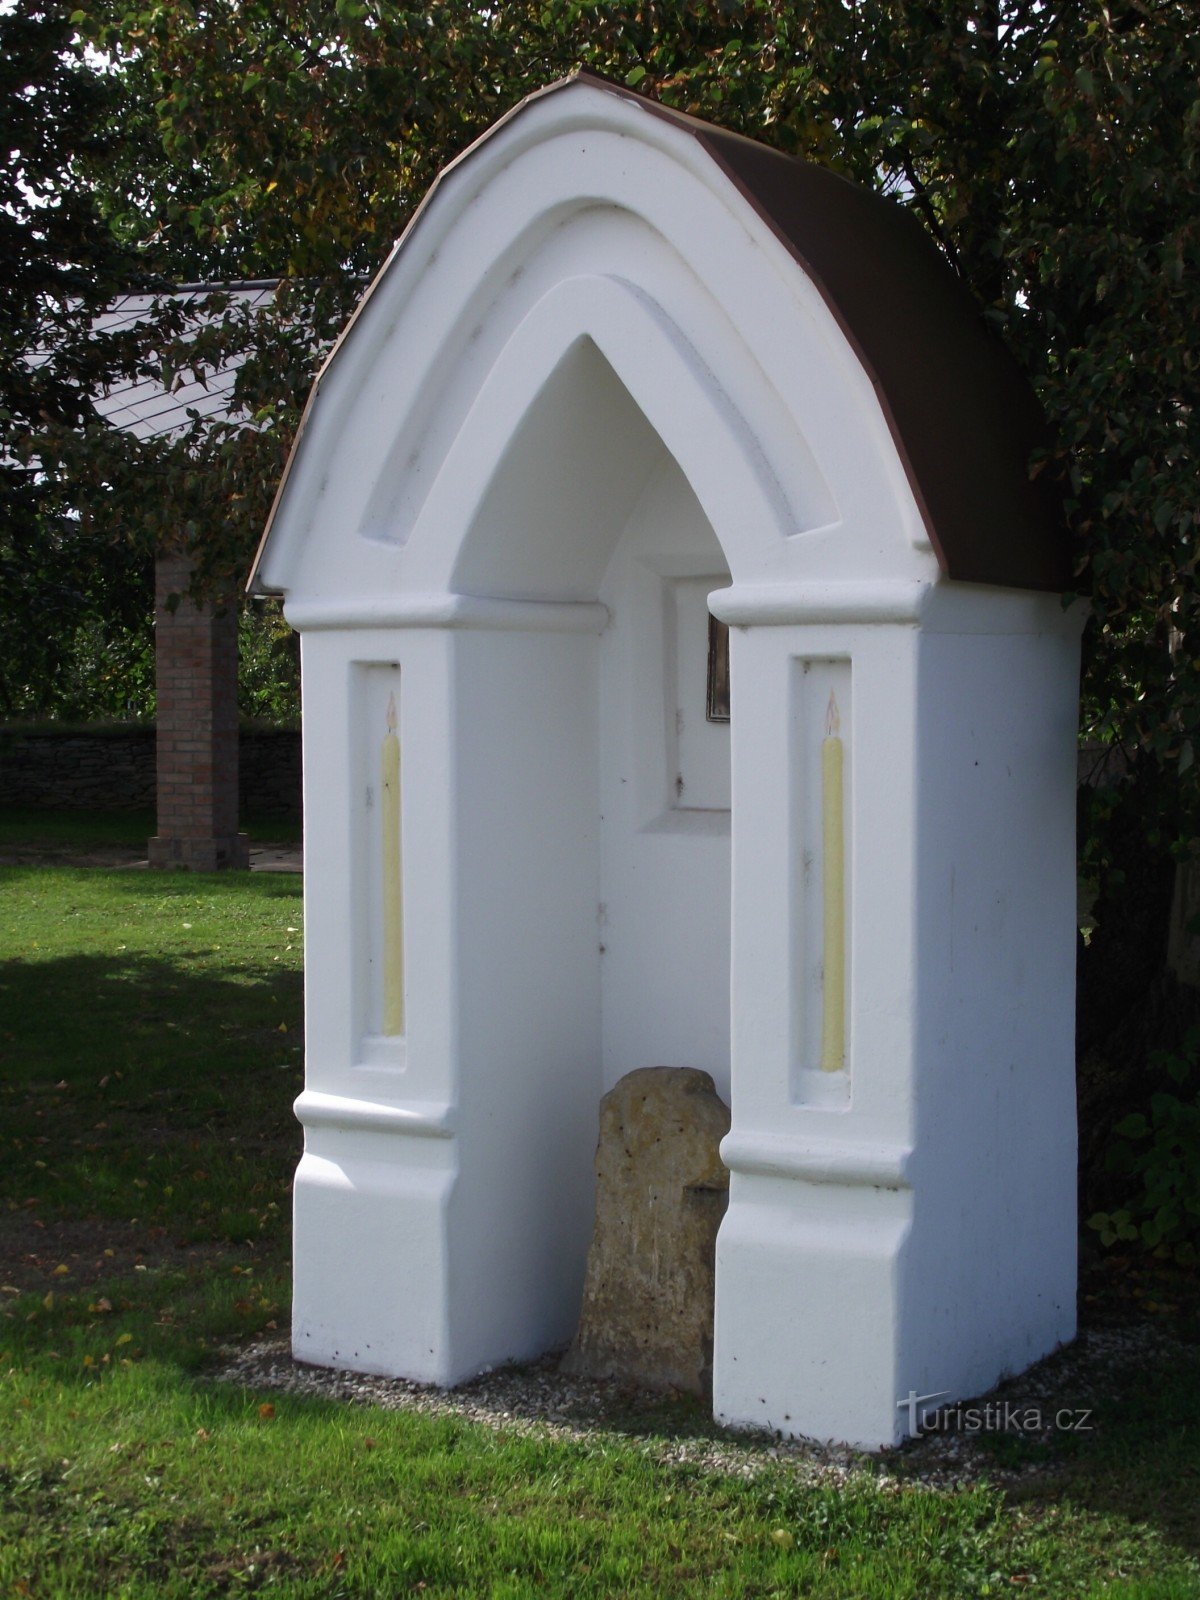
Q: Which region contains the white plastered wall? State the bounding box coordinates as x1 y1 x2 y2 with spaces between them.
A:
598 453 732 1099
263 78 1081 1447
711 590 1080 1444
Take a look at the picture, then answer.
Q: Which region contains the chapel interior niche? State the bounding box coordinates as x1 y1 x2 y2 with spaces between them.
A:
456 338 733 1102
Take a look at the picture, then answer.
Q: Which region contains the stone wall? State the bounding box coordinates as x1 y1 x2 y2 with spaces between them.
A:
0 724 302 817
239 728 303 818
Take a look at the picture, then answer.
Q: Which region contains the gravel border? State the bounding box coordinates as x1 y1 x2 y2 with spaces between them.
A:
213 1320 1186 1492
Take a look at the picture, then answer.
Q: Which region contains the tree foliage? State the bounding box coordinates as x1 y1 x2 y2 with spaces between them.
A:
65 2 1198 798
12 4 1200 835
0 1 153 717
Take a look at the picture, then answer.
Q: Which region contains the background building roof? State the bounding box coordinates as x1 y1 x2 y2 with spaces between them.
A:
92 280 277 440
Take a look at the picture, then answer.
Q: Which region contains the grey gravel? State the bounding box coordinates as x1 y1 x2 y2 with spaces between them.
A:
213 1320 1186 1493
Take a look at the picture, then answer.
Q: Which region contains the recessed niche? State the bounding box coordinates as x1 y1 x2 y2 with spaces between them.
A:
792 656 852 1107
354 662 406 1072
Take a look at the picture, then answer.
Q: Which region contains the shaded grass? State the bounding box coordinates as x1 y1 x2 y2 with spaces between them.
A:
0 806 157 848
0 806 301 850
0 867 303 1247
1 868 1199 1597
975 1348 1200 1555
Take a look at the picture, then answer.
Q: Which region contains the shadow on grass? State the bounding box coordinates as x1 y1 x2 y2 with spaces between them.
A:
1 1252 291 1379
0 807 302 850
1031 1342 1200 1554
0 947 302 1088
0 805 156 848
0 947 303 1251
0 862 303 898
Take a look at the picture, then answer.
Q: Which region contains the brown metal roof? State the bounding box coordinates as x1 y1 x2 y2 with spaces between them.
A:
250 71 1070 595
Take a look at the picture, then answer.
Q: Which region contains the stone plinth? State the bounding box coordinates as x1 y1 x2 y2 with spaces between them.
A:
563 1067 731 1396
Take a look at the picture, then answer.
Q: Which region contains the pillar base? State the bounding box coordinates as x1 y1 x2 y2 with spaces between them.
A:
292 1137 457 1383
148 833 250 871
714 1174 912 1449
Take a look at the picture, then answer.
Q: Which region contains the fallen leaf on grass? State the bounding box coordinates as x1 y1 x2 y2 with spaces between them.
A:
258 1403 276 1420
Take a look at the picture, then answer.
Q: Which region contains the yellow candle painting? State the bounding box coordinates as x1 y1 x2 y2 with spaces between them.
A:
381 690 405 1036
820 690 845 1072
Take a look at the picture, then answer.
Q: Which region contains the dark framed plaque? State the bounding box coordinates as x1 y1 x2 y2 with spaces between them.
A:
706 613 730 723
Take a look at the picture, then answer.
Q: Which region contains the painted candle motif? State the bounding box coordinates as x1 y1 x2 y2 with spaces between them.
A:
820 690 845 1072
380 691 405 1036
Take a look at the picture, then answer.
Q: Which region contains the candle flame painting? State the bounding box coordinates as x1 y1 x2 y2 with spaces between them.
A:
820 690 845 1072
381 690 404 1035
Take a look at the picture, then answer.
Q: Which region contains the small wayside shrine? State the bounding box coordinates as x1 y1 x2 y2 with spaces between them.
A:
250 72 1082 1449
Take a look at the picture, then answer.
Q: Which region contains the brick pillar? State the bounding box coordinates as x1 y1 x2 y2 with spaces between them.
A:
147 551 250 870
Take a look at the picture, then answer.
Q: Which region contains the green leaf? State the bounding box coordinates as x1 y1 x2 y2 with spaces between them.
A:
1166 1051 1191 1085
1113 1113 1150 1139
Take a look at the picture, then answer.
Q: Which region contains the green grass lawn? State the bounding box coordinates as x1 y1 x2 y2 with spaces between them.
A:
1 867 1199 1598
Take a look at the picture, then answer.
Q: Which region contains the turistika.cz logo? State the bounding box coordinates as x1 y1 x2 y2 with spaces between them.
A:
897 1390 1094 1436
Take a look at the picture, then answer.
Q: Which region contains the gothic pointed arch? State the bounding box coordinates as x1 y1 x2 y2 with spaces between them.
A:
252 72 1067 612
